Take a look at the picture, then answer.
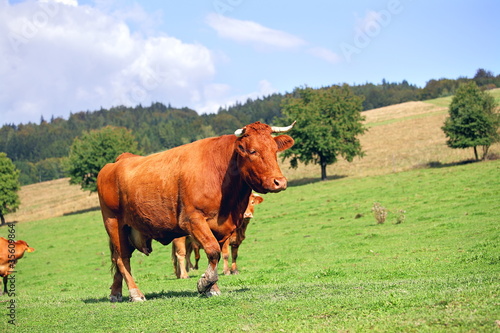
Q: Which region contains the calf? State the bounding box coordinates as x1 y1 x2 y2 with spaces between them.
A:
0 237 35 295
172 193 263 278
222 193 263 275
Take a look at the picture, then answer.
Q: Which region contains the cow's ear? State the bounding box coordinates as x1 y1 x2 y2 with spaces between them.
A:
254 195 264 204
274 135 294 152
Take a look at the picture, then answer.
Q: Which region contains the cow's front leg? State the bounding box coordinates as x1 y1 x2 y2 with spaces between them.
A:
1 276 7 295
189 216 221 297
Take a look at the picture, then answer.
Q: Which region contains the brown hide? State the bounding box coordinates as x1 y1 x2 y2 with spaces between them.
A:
0 237 35 294
97 121 294 300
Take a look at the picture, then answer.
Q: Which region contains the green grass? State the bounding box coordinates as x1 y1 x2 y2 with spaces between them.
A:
1 160 499 332
366 110 447 128
425 87 500 107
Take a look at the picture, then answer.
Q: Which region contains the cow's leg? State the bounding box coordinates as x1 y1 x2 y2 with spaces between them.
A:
192 241 201 270
230 245 240 274
172 237 189 279
1 276 7 295
222 239 231 275
185 238 193 271
189 218 221 297
104 216 145 302
108 238 123 302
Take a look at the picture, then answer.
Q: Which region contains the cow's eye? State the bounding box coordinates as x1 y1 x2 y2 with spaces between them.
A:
248 150 257 155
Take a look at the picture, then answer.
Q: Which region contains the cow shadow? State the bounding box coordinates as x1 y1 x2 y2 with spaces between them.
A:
82 288 250 303
82 290 199 303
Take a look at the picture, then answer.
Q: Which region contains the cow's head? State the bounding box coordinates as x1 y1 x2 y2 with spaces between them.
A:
243 193 264 219
16 240 35 254
234 121 295 193
231 193 264 246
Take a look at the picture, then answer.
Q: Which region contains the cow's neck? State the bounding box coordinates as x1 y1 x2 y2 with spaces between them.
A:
216 136 252 221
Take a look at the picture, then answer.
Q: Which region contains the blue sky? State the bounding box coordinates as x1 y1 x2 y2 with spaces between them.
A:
1 0 499 125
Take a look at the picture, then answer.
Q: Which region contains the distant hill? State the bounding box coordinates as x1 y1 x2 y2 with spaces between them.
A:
8 90 499 223
2 70 499 186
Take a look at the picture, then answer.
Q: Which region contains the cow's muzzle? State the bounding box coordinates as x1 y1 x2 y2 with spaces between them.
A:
269 176 287 193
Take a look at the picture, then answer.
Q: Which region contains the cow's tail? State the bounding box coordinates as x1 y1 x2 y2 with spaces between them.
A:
109 239 118 274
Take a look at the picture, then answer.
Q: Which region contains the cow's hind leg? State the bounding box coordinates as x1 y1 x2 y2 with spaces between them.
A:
230 245 240 275
109 240 123 302
104 216 145 302
172 237 189 279
222 239 231 275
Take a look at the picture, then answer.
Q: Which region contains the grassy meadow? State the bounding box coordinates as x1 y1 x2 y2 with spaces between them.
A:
2 90 500 331
1 159 499 332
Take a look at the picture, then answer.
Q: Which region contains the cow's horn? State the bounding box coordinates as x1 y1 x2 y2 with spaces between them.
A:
234 127 246 137
270 120 296 133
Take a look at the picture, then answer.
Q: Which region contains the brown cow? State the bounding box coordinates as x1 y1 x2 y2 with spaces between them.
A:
172 193 263 278
0 237 35 295
222 193 263 275
97 121 295 301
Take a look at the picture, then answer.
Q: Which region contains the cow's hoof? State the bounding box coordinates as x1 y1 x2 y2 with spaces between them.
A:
129 288 146 302
206 284 221 297
197 275 219 296
231 270 239 275
223 270 231 276
110 293 123 302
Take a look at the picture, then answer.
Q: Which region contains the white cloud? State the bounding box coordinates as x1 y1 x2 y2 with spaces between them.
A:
195 79 278 114
0 1 215 124
39 0 78 6
206 13 306 49
308 47 342 64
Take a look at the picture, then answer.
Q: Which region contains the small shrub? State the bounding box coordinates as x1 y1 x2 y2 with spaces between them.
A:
395 209 406 224
372 202 387 224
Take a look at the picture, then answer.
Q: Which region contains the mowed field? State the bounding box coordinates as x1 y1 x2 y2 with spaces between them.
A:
2 91 499 332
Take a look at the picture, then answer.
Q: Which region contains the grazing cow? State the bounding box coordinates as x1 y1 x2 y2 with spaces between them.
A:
97 121 295 301
172 193 264 278
0 237 35 295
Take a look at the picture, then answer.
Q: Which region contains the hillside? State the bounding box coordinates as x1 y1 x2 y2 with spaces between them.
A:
283 88 500 183
7 90 500 223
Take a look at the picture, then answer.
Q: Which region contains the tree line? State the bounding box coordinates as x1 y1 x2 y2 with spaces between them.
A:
1 68 499 185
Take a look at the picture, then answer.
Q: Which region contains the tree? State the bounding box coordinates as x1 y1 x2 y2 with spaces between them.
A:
66 126 141 192
280 85 367 180
442 82 499 160
0 153 21 225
